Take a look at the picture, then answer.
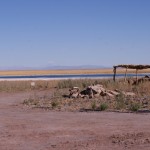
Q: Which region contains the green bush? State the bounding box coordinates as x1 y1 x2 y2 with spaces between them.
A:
91 101 96 110
115 93 126 110
51 101 59 109
100 103 108 111
130 103 140 112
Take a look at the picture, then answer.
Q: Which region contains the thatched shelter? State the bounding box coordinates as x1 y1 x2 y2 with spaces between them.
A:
113 64 150 82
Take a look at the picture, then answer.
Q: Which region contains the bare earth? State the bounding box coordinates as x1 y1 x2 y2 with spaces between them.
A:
0 91 150 150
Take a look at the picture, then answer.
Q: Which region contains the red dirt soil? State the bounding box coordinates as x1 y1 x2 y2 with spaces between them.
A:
0 91 150 150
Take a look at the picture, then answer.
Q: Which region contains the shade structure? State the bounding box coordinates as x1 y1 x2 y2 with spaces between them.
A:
113 64 150 82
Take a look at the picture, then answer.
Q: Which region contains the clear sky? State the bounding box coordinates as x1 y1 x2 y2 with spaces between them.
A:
0 0 150 68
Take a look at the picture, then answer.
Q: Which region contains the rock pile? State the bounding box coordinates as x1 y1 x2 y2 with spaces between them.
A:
69 84 135 99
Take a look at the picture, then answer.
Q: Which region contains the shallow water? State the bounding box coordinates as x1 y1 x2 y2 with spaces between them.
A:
0 73 149 81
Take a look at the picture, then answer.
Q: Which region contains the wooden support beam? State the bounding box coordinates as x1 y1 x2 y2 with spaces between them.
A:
113 67 116 82
124 67 128 82
113 64 150 82
136 69 138 83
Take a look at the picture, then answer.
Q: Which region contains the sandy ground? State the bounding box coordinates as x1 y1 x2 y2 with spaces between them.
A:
0 91 150 150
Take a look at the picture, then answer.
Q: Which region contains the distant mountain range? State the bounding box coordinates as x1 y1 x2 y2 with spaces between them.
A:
44 65 111 70
0 65 111 70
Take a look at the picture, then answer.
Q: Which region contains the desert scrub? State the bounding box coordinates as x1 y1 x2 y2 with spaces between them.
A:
130 102 141 112
23 92 51 108
52 89 65 98
22 79 150 112
91 101 97 110
57 79 105 89
115 93 126 110
51 101 59 109
57 79 75 89
57 79 80 89
23 97 40 106
135 82 150 97
0 81 30 92
99 103 108 111
57 79 84 89
0 80 58 92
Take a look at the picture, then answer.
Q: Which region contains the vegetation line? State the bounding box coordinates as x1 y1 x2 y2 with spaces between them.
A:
0 68 150 76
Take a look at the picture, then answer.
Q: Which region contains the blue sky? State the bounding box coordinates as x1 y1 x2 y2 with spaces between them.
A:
0 0 150 68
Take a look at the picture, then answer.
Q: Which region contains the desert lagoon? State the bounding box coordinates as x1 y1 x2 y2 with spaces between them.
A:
0 73 149 81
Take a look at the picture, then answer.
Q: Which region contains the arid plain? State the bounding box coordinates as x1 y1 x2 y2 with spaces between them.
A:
0 69 150 150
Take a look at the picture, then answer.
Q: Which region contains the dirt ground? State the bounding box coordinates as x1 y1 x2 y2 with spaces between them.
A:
0 90 150 150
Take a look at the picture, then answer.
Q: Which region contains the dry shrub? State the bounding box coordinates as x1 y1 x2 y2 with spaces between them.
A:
115 93 126 110
91 101 97 110
99 103 108 111
57 79 105 89
0 81 30 92
0 80 58 92
130 102 141 111
20 78 150 112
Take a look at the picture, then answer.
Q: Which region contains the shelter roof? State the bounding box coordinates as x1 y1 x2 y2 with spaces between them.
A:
113 64 150 70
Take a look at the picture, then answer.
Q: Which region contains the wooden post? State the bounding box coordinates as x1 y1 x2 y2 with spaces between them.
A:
113 67 116 82
124 67 127 82
136 69 138 83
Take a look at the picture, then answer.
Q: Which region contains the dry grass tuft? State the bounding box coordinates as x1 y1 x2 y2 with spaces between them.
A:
0 80 58 92
22 78 150 112
0 78 148 112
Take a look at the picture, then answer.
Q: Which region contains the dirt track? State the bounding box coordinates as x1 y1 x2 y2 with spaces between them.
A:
0 91 150 150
